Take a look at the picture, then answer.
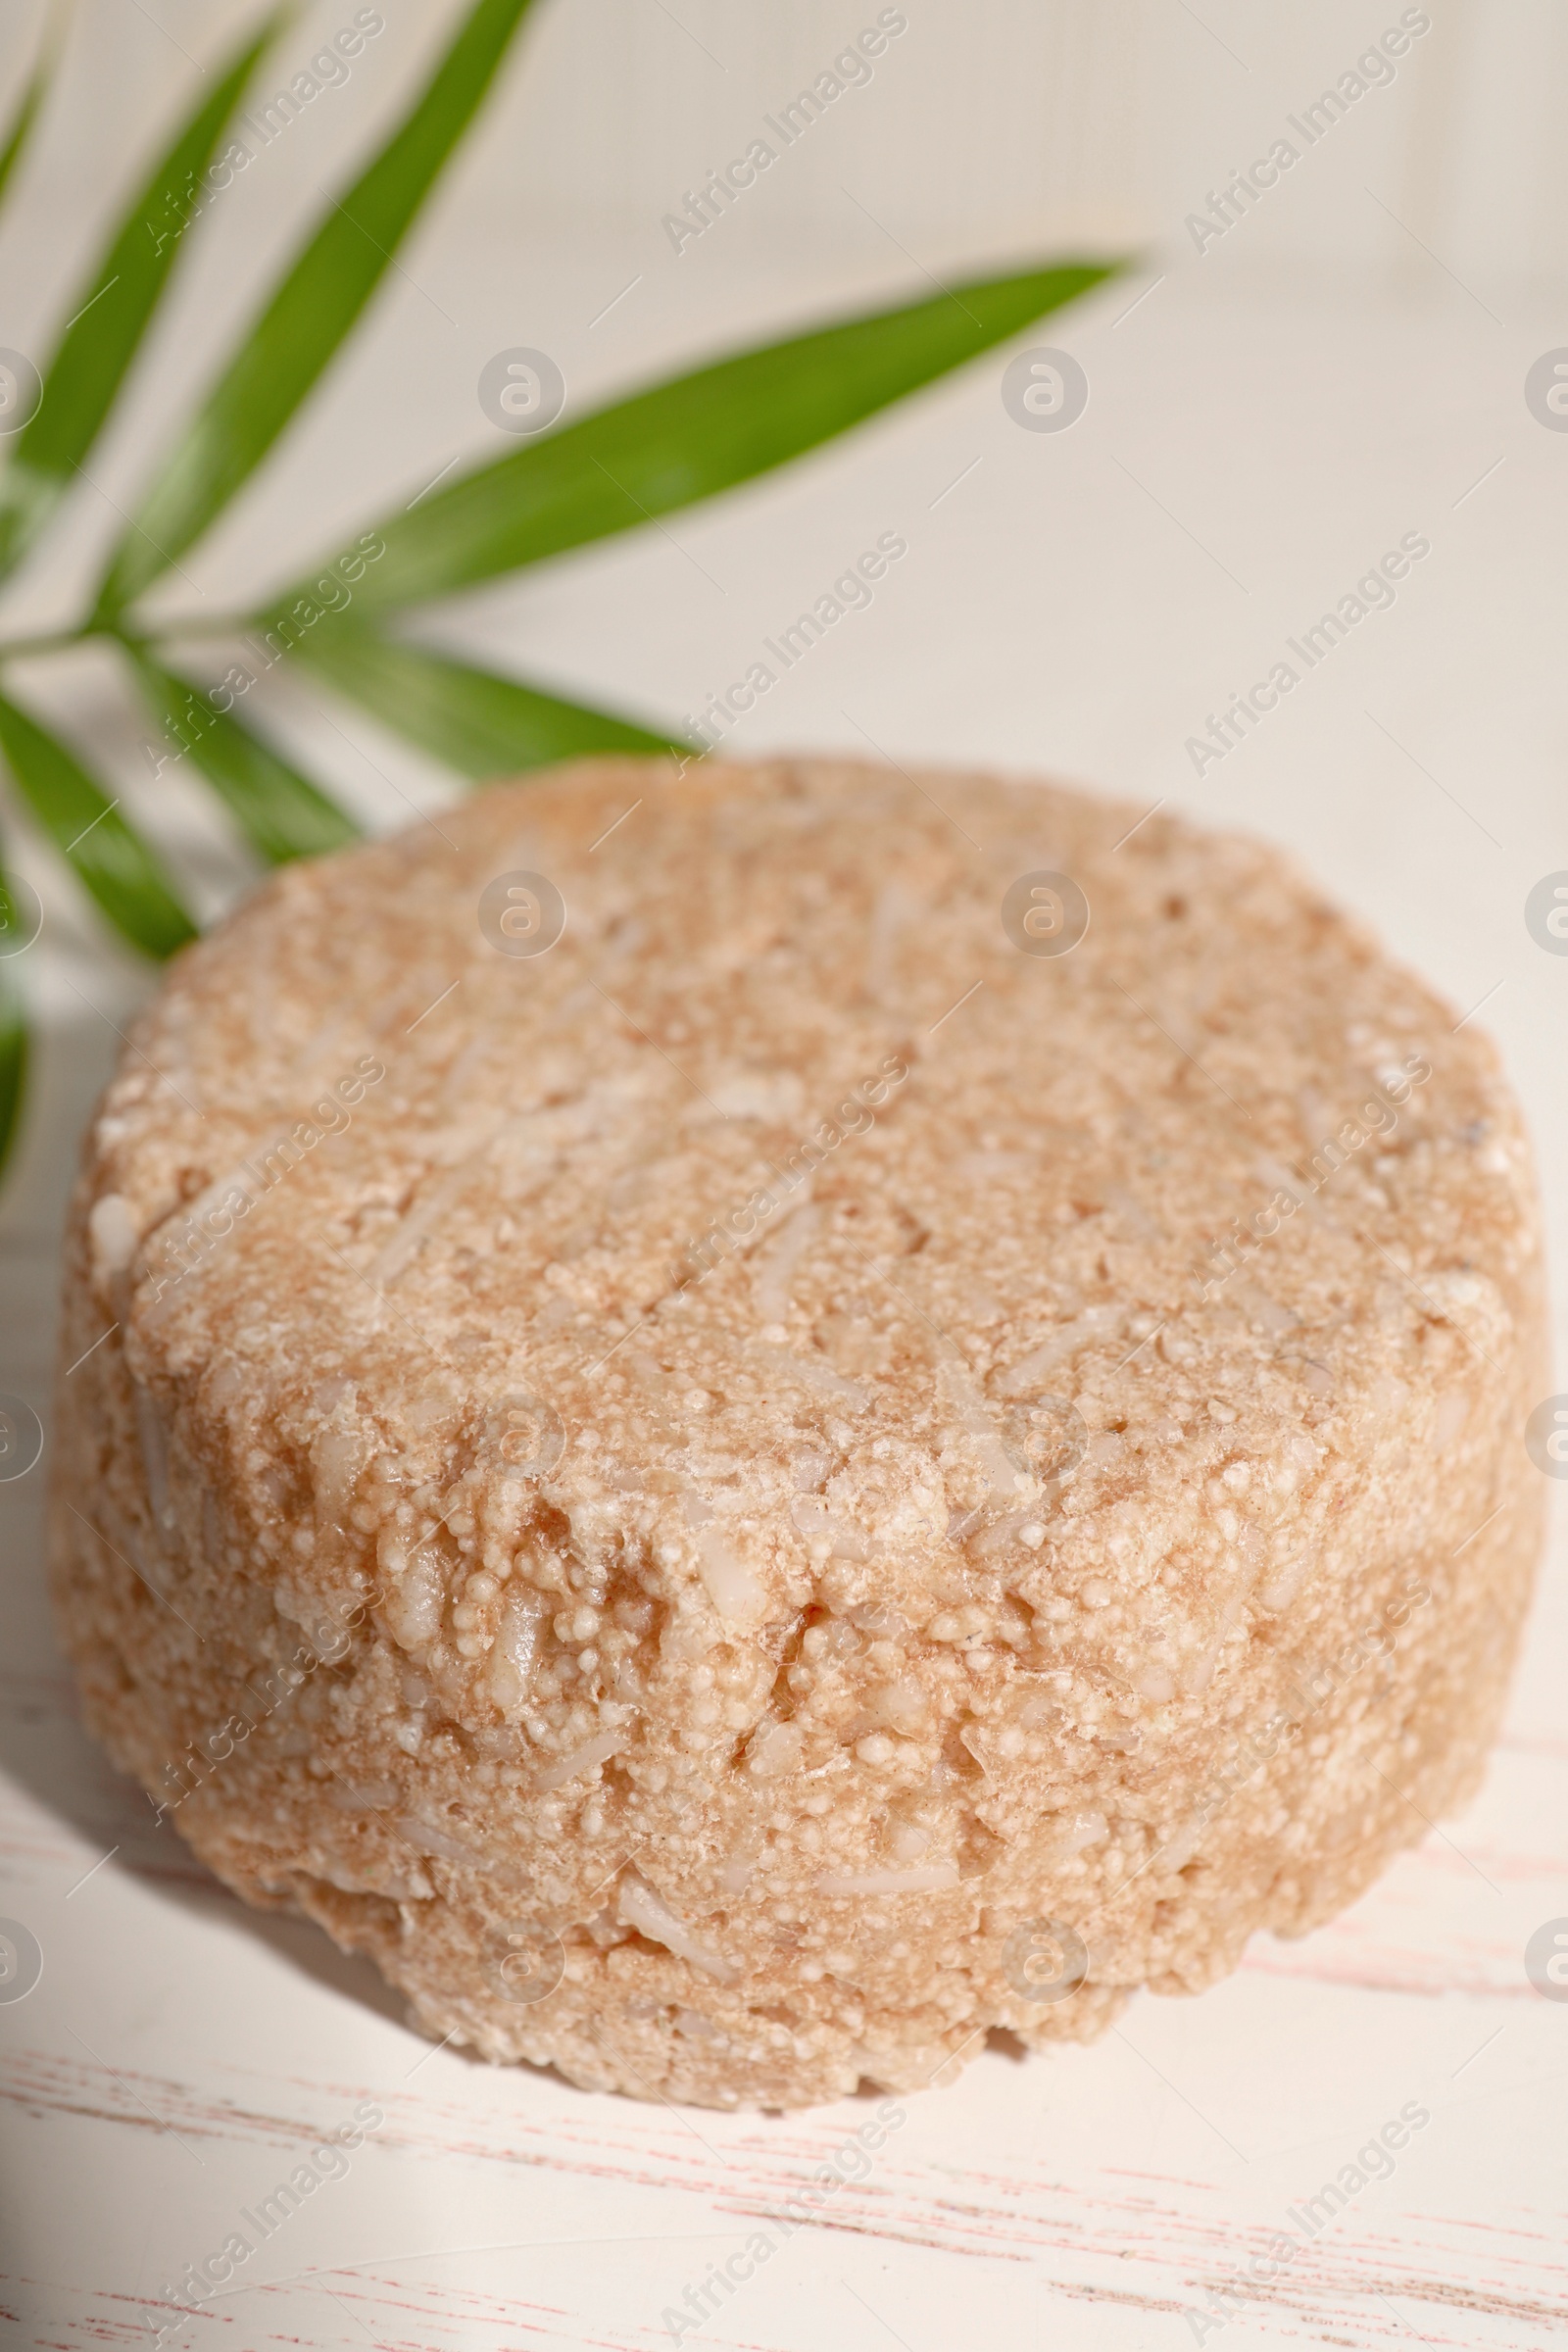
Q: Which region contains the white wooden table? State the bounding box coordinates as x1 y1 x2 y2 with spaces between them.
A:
1 177 1565 2351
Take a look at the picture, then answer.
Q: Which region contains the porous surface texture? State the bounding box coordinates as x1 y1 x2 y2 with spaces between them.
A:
51 756 1544 2109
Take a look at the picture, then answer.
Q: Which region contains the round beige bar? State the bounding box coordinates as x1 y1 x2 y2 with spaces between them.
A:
50 757 1544 2109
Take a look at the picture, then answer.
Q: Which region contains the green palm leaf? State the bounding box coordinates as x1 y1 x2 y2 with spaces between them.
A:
0 15 57 213
130 650 359 863
294 628 679 777
96 0 538 615
271 262 1115 620
0 690 195 957
0 12 280 584
0 0 1122 1210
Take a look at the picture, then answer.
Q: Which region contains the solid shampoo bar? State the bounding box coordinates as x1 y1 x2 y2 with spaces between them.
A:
51 756 1544 2107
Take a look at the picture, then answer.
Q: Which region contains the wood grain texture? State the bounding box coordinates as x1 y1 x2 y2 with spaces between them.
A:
1 1673 1566 2349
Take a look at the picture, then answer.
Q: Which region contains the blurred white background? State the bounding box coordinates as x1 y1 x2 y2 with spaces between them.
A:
3 8 1567 2349
11 0 1568 282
